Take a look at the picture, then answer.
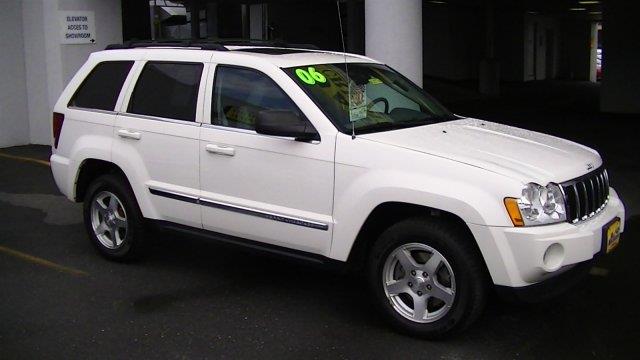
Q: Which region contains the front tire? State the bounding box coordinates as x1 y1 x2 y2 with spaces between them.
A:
83 174 146 260
367 217 488 338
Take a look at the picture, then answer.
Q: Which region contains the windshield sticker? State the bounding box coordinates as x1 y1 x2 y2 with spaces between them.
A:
295 67 327 85
349 84 367 122
368 77 383 85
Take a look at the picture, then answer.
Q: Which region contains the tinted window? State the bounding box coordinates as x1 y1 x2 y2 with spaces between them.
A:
128 62 203 121
212 66 302 130
69 61 133 111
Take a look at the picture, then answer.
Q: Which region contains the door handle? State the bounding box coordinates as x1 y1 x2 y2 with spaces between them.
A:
117 129 141 140
205 144 235 156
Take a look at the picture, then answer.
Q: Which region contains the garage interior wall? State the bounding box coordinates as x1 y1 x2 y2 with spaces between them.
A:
422 3 480 81
559 17 592 81
0 0 29 147
0 0 122 148
601 0 640 113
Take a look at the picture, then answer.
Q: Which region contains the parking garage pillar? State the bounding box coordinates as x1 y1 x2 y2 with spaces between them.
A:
189 0 200 39
365 0 422 87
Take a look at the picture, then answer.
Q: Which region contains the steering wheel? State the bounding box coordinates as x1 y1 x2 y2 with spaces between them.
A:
367 97 389 114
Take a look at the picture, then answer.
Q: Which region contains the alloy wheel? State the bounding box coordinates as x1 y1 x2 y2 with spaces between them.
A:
90 191 128 249
382 242 456 323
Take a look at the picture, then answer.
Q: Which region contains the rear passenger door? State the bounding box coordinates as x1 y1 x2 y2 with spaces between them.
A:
113 59 207 228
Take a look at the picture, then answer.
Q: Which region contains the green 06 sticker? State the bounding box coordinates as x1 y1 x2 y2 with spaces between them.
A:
295 67 326 85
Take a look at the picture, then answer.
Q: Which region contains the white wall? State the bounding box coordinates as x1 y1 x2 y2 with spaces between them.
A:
59 0 123 84
22 0 62 145
0 0 29 147
0 0 122 148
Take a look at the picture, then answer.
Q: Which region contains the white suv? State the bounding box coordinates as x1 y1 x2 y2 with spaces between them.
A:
50 41 625 338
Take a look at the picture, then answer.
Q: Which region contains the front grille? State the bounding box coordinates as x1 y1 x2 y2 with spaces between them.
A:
561 167 609 224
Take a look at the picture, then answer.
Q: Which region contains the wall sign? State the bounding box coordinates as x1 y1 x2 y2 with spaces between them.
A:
60 11 96 45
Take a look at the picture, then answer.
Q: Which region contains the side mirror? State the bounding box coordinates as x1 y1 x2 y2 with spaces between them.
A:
255 110 320 142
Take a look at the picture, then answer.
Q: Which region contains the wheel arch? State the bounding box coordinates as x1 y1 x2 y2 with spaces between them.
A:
345 202 490 276
74 158 129 202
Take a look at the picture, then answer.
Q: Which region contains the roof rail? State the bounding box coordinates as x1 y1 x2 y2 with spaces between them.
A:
105 39 320 51
213 38 320 50
105 40 228 51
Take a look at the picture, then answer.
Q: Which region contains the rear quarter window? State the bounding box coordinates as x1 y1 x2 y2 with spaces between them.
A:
68 61 134 111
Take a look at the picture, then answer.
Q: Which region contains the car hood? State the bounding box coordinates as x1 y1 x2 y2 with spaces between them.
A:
359 118 602 184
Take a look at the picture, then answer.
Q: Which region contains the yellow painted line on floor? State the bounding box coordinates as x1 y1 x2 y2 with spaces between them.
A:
0 152 50 167
0 245 88 277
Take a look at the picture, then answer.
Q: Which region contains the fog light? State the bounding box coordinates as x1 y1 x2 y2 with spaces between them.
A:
543 243 564 271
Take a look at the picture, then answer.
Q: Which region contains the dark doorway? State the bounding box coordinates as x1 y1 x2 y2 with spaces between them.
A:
122 0 151 41
545 28 555 79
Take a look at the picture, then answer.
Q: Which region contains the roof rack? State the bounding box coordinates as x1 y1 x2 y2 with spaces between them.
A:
105 40 228 51
105 39 320 51
213 39 320 50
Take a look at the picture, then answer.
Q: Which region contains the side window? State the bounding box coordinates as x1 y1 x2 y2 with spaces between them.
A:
68 61 134 111
212 66 303 130
128 62 203 122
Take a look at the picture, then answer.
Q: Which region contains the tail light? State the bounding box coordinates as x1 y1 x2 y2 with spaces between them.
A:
52 112 64 148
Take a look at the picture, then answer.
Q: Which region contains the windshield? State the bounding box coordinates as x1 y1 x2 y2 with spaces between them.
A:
284 63 456 134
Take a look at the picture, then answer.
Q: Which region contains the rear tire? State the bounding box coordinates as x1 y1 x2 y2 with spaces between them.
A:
367 216 488 338
83 174 147 261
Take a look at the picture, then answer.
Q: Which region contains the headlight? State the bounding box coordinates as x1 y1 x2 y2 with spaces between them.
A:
504 183 566 226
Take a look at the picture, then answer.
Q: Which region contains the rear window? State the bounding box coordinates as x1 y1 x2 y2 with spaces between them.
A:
127 62 203 122
68 61 134 111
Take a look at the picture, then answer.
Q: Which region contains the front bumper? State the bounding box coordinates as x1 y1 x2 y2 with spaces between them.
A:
494 258 594 302
469 188 625 287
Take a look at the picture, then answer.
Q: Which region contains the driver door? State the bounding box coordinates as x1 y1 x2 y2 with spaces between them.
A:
198 64 335 255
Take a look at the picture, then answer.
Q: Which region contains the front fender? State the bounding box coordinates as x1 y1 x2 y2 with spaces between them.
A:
330 169 518 260
330 134 523 262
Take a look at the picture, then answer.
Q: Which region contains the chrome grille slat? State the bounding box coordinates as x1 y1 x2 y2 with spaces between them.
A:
578 182 589 218
561 167 609 224
570 185 580 221
588 178 596 215
600 172 607 204
598 173 607 203
594 174 603 210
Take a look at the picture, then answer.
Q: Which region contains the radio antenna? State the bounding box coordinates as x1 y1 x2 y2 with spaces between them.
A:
336 1 355 139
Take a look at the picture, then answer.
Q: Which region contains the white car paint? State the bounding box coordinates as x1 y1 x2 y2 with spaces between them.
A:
50 46 625 289
360 118 602 185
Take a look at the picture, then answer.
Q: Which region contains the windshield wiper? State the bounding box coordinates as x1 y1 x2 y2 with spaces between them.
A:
355 120 431 134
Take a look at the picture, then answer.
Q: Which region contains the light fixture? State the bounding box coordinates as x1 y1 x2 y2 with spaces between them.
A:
428 0 447 4
589 11 603 15
569 7 586 11
579 1 601 4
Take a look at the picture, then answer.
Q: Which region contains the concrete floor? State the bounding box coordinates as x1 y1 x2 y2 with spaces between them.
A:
1 80 639 358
